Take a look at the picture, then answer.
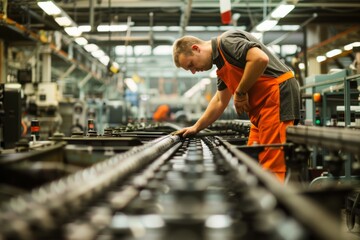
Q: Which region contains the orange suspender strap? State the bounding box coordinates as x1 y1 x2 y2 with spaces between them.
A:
276 71 294 84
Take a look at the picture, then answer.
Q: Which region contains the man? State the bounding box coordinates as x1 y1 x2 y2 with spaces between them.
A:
172 29 300 182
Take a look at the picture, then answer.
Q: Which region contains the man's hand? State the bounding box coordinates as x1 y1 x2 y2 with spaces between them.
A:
172 126 199 138
233 92 250 115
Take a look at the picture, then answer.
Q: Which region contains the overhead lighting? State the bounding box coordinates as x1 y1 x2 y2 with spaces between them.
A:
64 27 82 37
97 24 128 32
272 25 300 31
74 37 88 46
54 16 73 26
250 32 263 40
152 26 167 31
99 56 110 66
134 45 151 56
186 26 206 31
271 4 295 19
37 1 61 15
232 13 241 21
255 19 278 32
298 63 305 70
91 50 105 58
124 78 138 92
316 56 327 62
344 42 360 51
153 45 172 55
78 25 92 32
326 49 342 58
84 44 99 52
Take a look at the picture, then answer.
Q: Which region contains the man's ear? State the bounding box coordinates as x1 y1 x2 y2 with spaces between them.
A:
191 44 199 52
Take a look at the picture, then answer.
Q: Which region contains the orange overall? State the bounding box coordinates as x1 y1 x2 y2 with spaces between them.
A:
216 41 294 182
153 104 170 122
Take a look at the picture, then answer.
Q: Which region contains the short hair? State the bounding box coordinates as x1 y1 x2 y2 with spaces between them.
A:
172 35 204 67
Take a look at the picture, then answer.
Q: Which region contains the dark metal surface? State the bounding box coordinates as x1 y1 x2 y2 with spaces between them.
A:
0 121 346 240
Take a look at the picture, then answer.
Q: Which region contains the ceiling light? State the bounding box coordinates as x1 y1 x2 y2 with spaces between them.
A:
250 32 263 40
37 1 61 15
91 50 105 58
152 26 167 31
186 26 206 31
316 56 326 62
132 26 150 31
279 25 300 31
54 16 72 26
206 26 220 31
255 20 278 32
64 27 82 37
282 45 298 55
84 44 99 52
74 37 88 46
344 42 360 51
232 13 241 21
153 45 172 55
78 25 92 32
271 4 295 19
134 45 151 56
326 49 342 58
99 56 110 66
168 26 180 31
298 63 305 70
115 46 133 55
97 24 128 32
124 78 138 92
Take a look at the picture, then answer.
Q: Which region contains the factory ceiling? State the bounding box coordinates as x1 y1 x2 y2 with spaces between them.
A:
2 0 360 95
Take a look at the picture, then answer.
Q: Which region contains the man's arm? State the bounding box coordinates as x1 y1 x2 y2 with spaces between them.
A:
175 88 232 137
233 47 269 114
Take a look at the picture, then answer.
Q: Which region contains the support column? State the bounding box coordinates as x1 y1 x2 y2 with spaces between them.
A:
0 40 5 83
306 24 327 76
41 44 51 82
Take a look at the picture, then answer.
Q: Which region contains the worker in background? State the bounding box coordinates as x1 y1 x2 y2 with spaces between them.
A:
172 29 300 182
153 104 171 122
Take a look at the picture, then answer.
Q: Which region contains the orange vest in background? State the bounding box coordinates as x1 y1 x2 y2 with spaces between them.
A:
153 105 170 122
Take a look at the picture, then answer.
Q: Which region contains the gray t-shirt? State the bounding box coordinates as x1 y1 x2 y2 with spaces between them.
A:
212 29 300 122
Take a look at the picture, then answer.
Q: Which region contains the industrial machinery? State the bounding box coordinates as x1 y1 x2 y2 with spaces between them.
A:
285 125 360 231
0 121 346 240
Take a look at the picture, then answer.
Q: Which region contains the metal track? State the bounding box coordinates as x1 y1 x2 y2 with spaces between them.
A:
0 133 345 240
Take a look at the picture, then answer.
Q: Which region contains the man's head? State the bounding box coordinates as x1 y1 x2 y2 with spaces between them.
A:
172 35 213 74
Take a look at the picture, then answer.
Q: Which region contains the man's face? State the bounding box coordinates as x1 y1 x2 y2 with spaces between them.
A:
178 45 212 74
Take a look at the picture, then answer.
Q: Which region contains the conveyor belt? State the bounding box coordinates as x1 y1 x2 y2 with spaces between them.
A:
0 132 344 240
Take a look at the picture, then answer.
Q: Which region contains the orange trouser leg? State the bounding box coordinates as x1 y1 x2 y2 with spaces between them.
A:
247 120 294 183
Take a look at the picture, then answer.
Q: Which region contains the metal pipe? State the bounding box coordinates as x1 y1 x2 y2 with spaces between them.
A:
89 0 95 32
286 125 360 156
0 135 180 239
179 0 192 37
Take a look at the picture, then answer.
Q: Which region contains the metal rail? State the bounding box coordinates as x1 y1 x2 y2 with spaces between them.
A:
0 135 180 240
286 125 360 156
218 137 344 240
